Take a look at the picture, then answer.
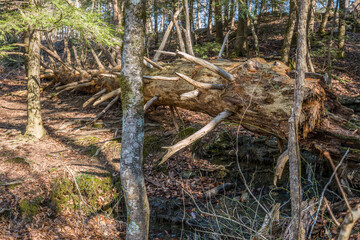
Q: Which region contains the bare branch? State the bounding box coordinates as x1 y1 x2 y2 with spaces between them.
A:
92 96 119 123
143 56 165 70
93 88 121 106
180 89 199 100
273 149 289 185
159 110 233 164
338 204 360 240
56 79 90 91
143 75 179 81
144 96 159 111
154 50 177 57
218 30 231 59
176 72 225 90
83 88 106 108
176 51 235 81
55 82 92 96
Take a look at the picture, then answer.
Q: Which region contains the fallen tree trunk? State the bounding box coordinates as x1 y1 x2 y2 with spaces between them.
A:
46 57 360 163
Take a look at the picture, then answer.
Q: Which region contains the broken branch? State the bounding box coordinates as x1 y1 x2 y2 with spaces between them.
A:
159 110 233 164
83 88 107 108
176 72 226 90
144 95 159 111
176 51 235 81
93 88 121 106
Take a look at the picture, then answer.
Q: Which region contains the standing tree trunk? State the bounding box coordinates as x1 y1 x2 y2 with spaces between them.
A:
112 0 122 66
184 0 195 55
281 0 297 63
288 0 309 238
207 0 214 36
24 1 46 139
308 0 316 33
214 0 224 43
318 0 334 34
235 0 248 56
120 0 150 239
338 0 346 57
197 0 201 29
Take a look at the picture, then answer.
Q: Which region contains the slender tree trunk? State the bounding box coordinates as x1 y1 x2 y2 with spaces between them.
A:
318 0 333 34
235 0 248 56
230 0 237 29
154 2 158 46
173 6 186 52
288 0 309 238
184 0 195 55
24 5 46 139
113 0 122 66
207 0 214 36
308 0 316 33
120 0 150 239
214 0 224 43
281 0 297 63
338 0 346 57
197 0 201 29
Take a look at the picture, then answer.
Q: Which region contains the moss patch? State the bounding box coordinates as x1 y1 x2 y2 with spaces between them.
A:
50 173 121 215
143 134 168 158
7 157 32 167
19 196 42 218
85 144 100 156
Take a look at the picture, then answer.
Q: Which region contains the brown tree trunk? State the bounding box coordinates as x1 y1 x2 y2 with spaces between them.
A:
319 0 334 34
308 0 316 33
214 0 224 43
24 1 46 139
207 0 214 36
235 0 248 57
281 0 297 63
120 0 150 239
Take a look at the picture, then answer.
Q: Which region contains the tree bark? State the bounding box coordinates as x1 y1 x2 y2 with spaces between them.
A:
338 0 346 57
318 0 333 34
288 0 309 238
120 0 150 239
214 0 224 43
235 0 248 57
281 0 297 63
184 0 195 55
24 1 46 139
308 0 316 33
207 0 214 36
49 57 360 164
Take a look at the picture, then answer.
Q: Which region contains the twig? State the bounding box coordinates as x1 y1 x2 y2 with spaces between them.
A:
324 197 340 226
324 151 353 220
308 148 350 238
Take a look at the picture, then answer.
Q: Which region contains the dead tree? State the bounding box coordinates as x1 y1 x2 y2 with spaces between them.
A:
44 50 360 169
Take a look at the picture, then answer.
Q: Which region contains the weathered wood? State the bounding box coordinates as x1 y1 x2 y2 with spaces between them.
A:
47 58 360 163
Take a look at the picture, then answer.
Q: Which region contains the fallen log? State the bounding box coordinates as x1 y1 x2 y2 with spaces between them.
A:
46 57 360 163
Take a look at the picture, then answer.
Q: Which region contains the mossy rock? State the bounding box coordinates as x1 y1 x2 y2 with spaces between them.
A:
19 196 42 218
50 173 121 215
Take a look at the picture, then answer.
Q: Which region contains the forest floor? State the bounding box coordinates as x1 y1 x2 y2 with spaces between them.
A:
1 15 360 240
